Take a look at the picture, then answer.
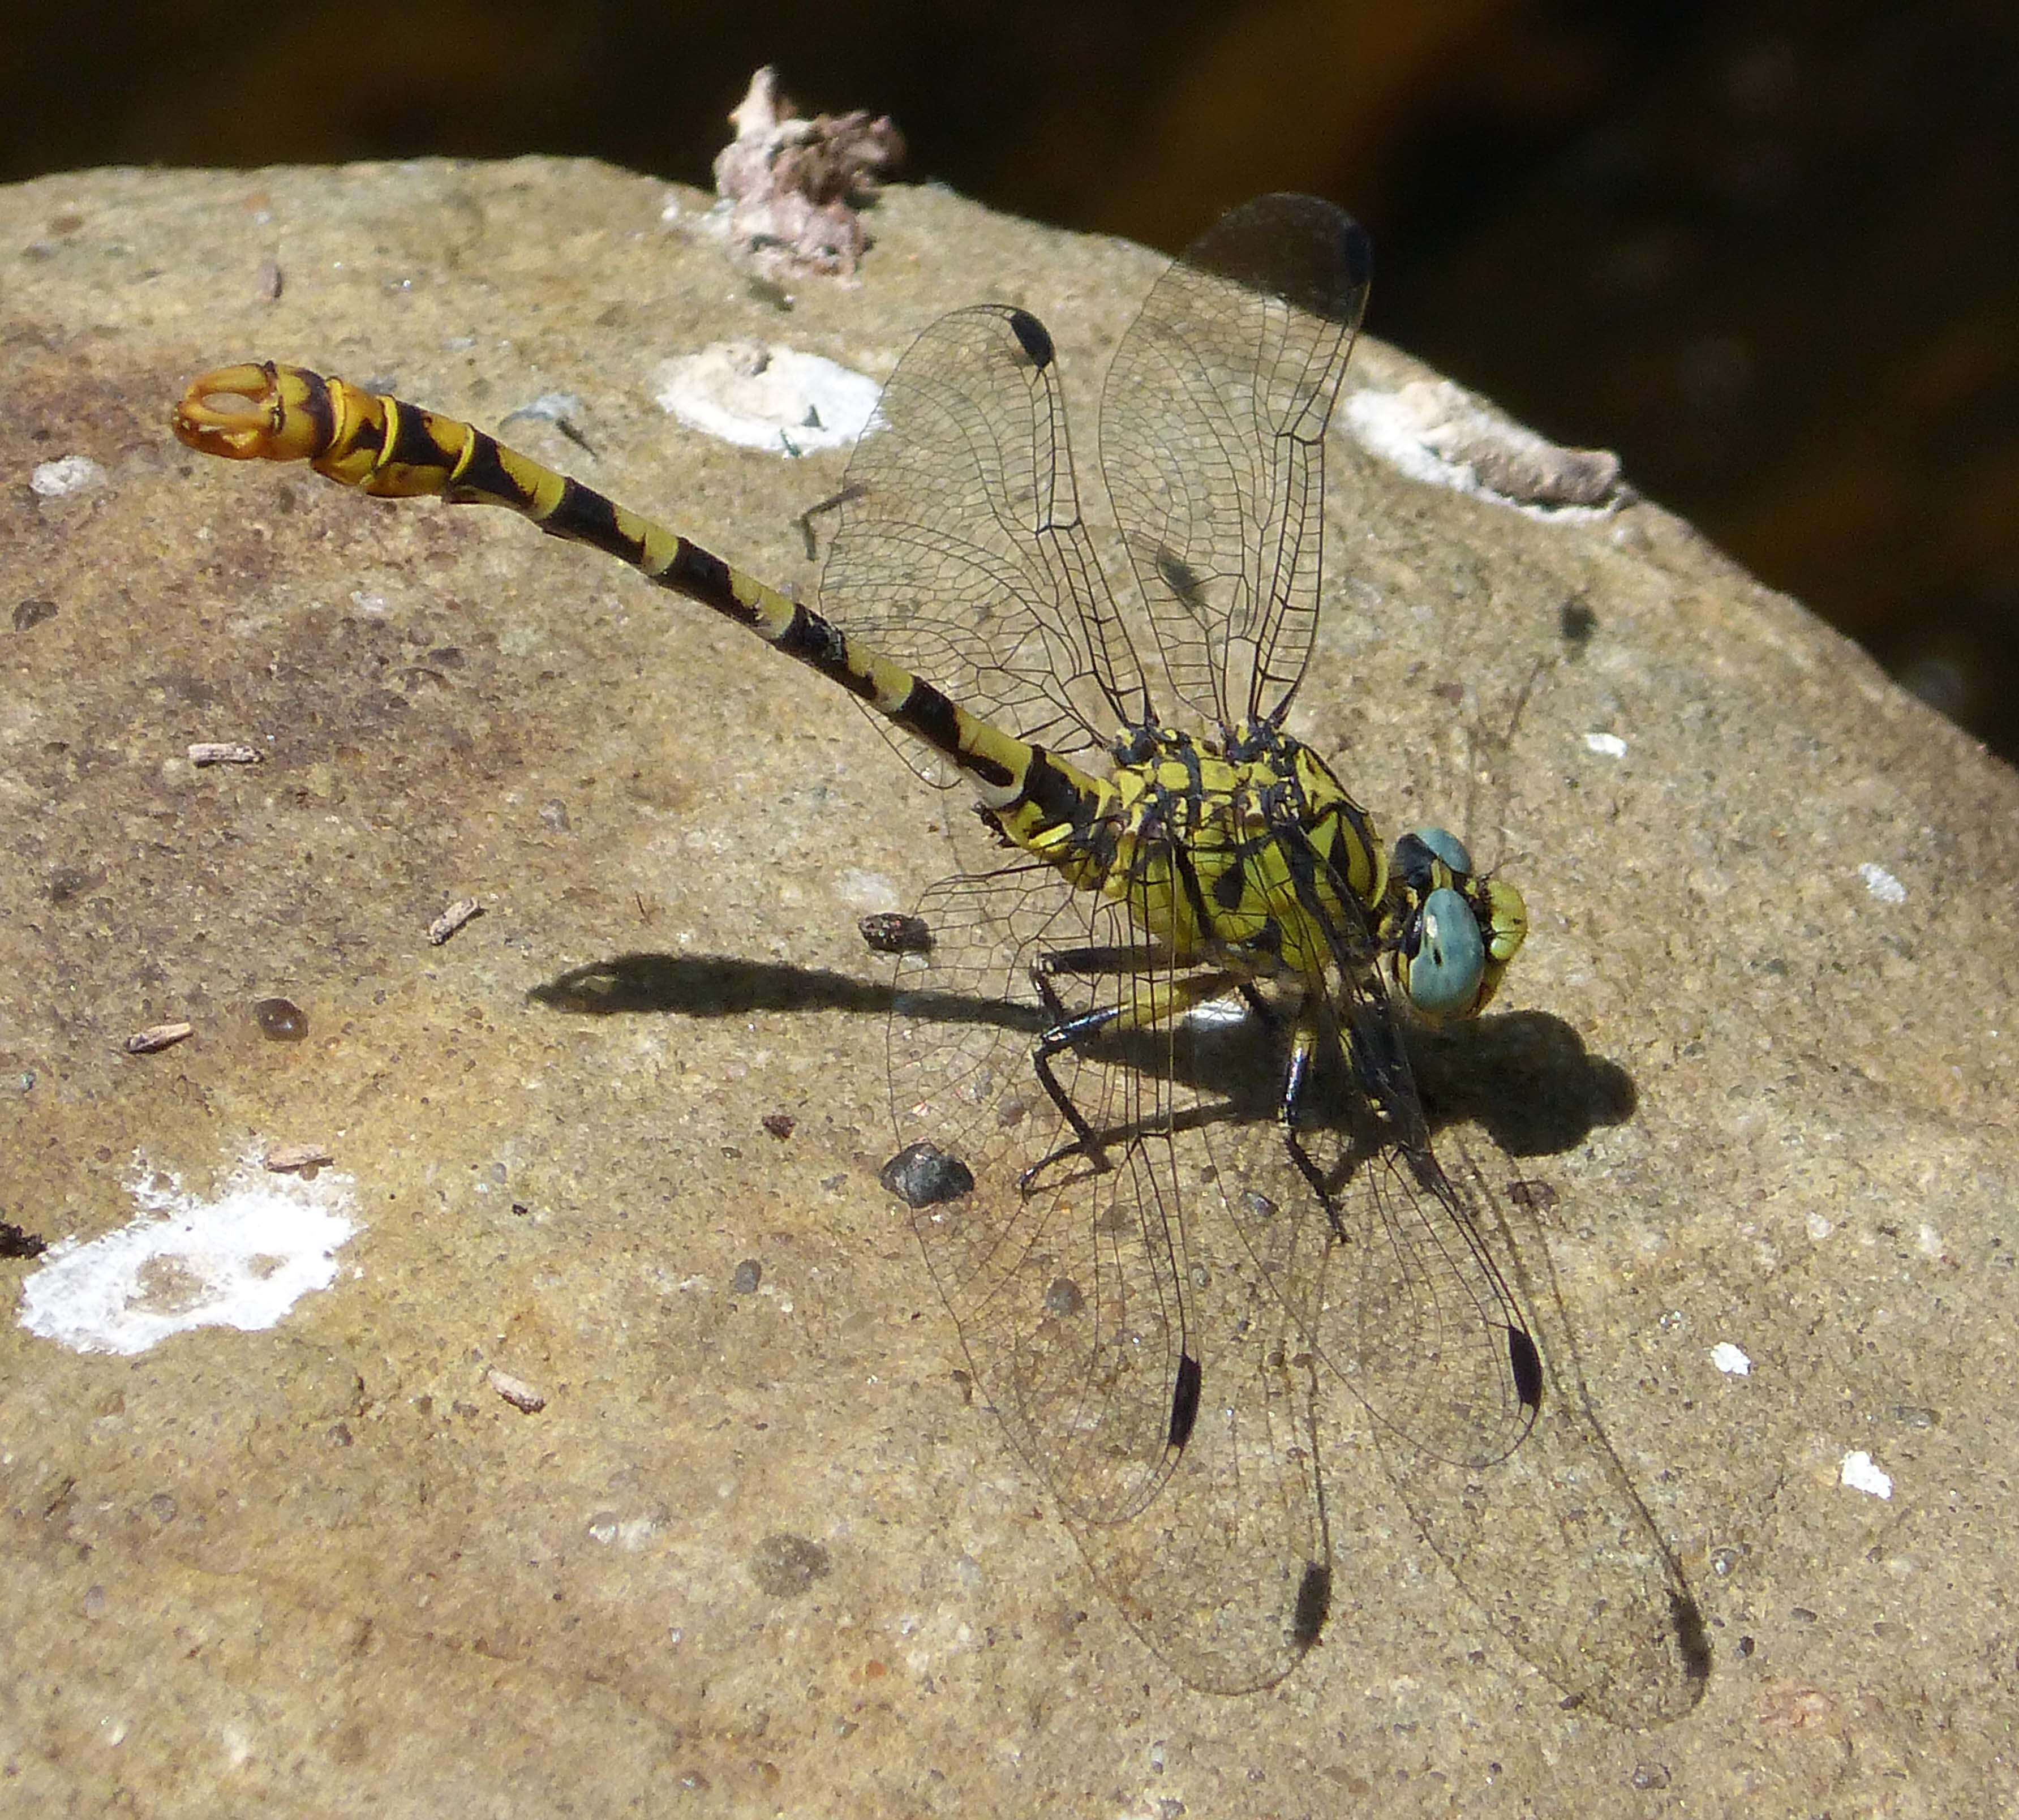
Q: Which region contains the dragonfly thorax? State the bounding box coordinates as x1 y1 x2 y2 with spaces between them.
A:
1083 719 1526 1019
1093 719 1387 980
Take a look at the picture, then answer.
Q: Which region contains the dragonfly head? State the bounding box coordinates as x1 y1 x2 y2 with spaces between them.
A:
1387 828 1527 1020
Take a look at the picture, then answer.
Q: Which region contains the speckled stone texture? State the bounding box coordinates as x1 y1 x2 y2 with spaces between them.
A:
2 158 2014 1816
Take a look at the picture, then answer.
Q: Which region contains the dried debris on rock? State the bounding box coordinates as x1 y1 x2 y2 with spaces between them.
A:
1348 377 1627 512
711 65 904 282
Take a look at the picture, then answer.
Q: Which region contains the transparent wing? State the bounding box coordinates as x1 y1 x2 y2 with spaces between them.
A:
821 305 1145 783
1218 978 1540 1474
889 868 1186 1525
1100 194 1371 730
1064 1227 1333 1694
1374 1129 1712 1725
1211 974 1707 1722
887 865 1336 1688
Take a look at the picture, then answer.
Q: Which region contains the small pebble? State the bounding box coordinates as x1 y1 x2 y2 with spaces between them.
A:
486 1369 546 1413
858 911 933 955
0 1220 48 1260
123 1021 194 1055
428 896 482 945
880 1142 973 1208
253 997 307 1041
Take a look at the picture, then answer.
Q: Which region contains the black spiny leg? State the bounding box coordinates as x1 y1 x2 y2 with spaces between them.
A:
1020 945 1241 1188
1023 943 1168 1179
1275 1000 1359 1243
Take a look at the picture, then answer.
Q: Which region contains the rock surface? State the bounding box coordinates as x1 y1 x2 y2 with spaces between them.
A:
3 157 2016 1815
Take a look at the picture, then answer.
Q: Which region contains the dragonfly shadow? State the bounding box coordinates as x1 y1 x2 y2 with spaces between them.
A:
530 955 1633 1163
1167 1005 1635 1165
1408 1010 1637 1158
529 950 1034 1036
531 951 893 1018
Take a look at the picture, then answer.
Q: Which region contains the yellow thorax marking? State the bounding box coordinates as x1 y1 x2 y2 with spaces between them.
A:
1097 723 1385 980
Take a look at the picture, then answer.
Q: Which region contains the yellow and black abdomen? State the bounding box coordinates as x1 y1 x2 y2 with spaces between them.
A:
171 361 1118 873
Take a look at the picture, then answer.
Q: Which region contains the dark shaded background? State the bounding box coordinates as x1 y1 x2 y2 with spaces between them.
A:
8 1 2014 760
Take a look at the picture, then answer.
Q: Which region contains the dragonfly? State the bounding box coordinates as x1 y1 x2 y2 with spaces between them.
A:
172 194 1706 1721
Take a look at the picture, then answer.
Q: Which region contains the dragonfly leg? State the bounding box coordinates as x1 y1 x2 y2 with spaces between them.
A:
1025 943 1167 1171
1032 1002 1125 1170
1020 951 1244 1186
1275 1002 1359 1242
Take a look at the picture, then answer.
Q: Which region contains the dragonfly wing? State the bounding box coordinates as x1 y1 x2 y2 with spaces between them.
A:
888 874 1338 1690
1214 985 1708 1722
1063 1233 1334 1694
1099 194 1371 729
888 872 1192 1526
822 304 1143 782
1374 1129 1712 1725
1217 990 1540 1473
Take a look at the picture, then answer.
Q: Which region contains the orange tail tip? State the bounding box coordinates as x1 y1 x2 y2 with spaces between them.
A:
172 361 332 462
173 362 285 457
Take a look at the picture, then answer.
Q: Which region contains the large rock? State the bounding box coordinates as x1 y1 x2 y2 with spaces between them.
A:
2 157 2014 1814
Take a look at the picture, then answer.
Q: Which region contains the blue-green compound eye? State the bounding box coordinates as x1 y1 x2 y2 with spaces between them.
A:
1412 826 1474 877
1404 885 1486 1016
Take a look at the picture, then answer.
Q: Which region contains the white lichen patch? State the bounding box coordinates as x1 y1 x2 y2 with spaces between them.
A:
18 1151 359 1355
1710 1341 1752 1376
655 342 880 453
834 867 901 913
1840 1450 1893 1500
1583 731 1630 758
1345 380 1623 520
31 454 106 498
1858 861 1906 905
